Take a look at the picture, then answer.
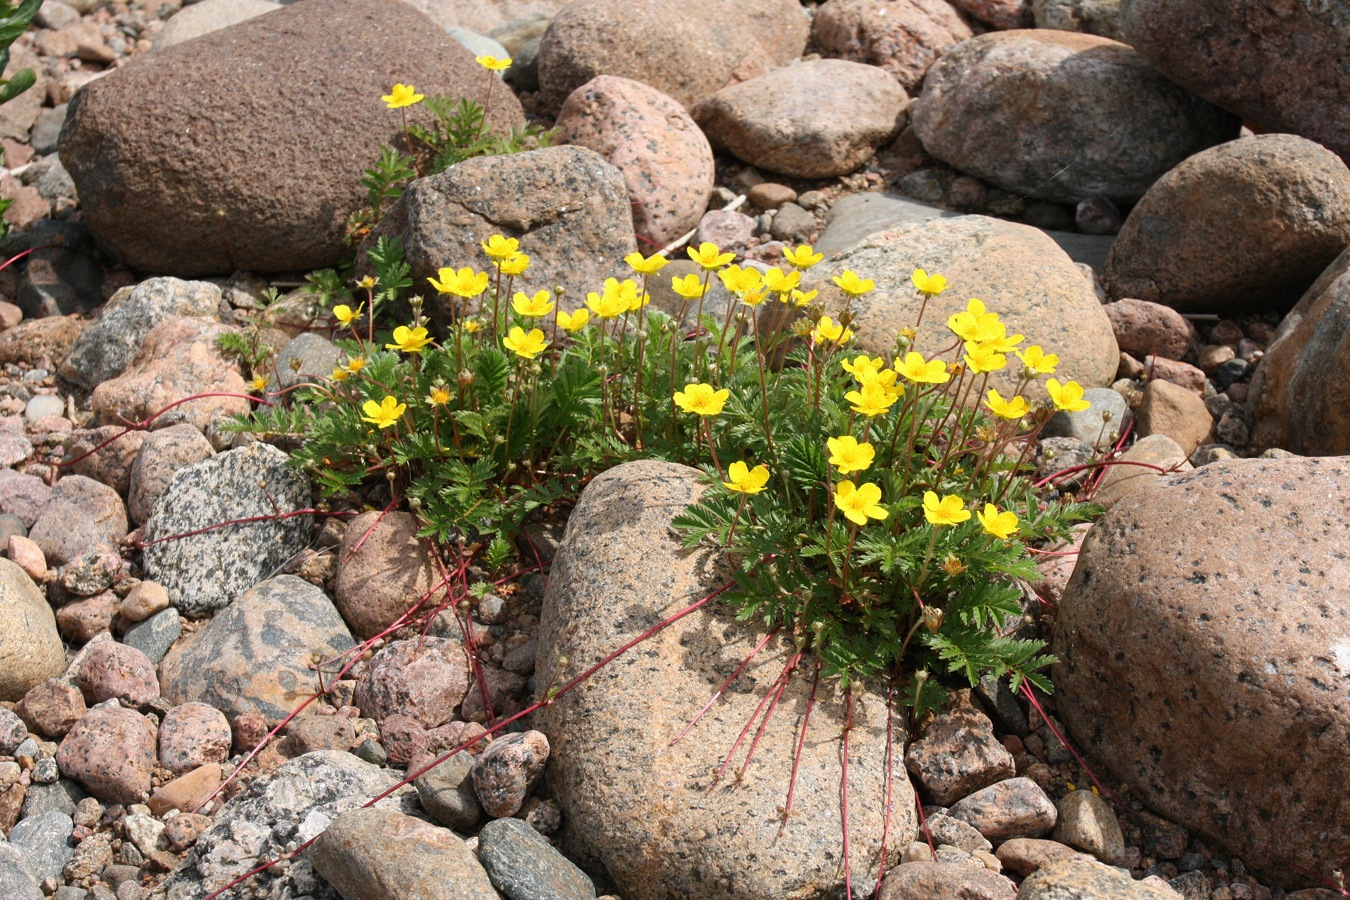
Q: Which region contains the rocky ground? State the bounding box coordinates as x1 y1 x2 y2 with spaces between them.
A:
0 0 1348 899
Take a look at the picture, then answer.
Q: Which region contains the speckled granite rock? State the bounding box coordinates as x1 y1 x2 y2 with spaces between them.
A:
905 699 1015 806
126 423 216 527
332 510 439 641
1017 856 1182 898
878 860 1016 899
142 442 312 617
158 576 355 721
351 637 470 729
0 558 65 701
948 777 1057 841
1055 457 1350 887
55 707 156 805
478 816 596 900
534 460 917 899
27 475 127 567
812 0 973 93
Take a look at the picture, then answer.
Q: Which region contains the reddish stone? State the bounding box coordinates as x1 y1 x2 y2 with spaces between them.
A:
16 678 86 738
159 702 232 775
56 707 157 805
75 641 160 707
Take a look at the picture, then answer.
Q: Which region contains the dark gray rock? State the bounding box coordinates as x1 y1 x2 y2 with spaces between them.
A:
142 442 312 617
479 816 596 900
1042 388 1129 450
120 607 182 666
20 779 85 820
0 843 42 900
7 810 74 881
414 750 482 832
16 242 104 319
271 333 341 392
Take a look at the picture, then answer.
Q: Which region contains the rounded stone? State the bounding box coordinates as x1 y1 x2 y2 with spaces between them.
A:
334 510 445 642
352 637 470 729
74 641 160 708
55 707 156 805
812 0 974 92
158 703 232 775
0 557 66 701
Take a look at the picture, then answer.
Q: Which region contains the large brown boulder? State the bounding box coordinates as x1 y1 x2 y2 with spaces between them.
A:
1054 457 1350 887
1248 248 1350 455
1104 135 1350 313
813 0 973 93
1120 0 1350 165
534 460 917 898
535 0 808 114
59 0 525 277
911 30 1239 204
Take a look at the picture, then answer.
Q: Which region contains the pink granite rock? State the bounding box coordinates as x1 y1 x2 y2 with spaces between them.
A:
158 702 232 775
56 706 157 804
75 641 160 707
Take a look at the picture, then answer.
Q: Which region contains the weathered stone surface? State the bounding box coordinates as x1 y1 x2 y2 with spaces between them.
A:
28 475 126 567
126 423 215 527
1104 135 1350 313
308 807 499 900
535 460 916 899
556 75 713 246
471 729 548 818
333 510 438 641
75 642 160 707
158 703 232 775
153 0 281 49
948 777 1057 841
878 860 1017 899
952 0 1031 29
16 679 85 738
158 576 355 721
55 707 156 805
88 317 250 434
0 558 65 701
478 816 597 900
0 469 51 528
813 0 973 93
536 0 807 113
693 59 906 179
799 215 1119 402
1053 789 1126 864
402 0 562 37
995 837 1093 876
64 426 146 498
1018 857 1182 899
0 842 42 900
1249 248 1350 455
414 749 482 831
143 442 311 617
1032 0 1122 40
911 30 1239 204
369 145 636 333
1135 379 1212 457
0 316 84 369
1103 299 1192 361
352 637 470 729
906 701 1015 806
59 0 525 277
1120 0 1350 165
1054 457 1350 887
1090 433 1190 510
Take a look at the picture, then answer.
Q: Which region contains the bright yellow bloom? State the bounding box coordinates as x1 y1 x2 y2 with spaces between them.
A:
249 375 267 392
923 491 971 527
844 382 897 417
511 290 555 318
330 367 350 382
719 265 762 296
827 435 875 475
947 299 1002 343
963 341 1007 374
386 325 432 354
984 389 1030 420
476 55 512 71
1016 345 1059 375
426 384 453 407
498 252 530 276
834 480 888 526
841 354 886 381
502 326 549 359
585 282 630 319
832 270 874 297
670 273 708 300
723 460 770 495
462 319 482 334
895 351 950 384
783 244 823 269
428 266 490 298
911 268 948 297
345 356 368 374
980 327 1024 353
361 395 406 429
763 268 802 295
673 382 728 417
382 83 424 109
861 367 903 396
481 235 520 260
1046 378 1091 412
739 289 768 307
333 304 362 326
355 275 378 290
812 316 853 345
976 503 1019 540
557 309 590 332
787 288 817 307
624 251 669 275
687 242 735 271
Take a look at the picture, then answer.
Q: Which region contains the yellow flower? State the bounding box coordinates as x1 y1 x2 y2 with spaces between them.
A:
763 268 802 295
895 351 950 384
947 299 1002 343
624 251 669 275
481 235 521 260
739 289 768 307
976 503 1018 540
911 268 948 297
1016 345 1059 375
834 480 888 526
787 288 817 307
249 375 267 392
812 316 853 345
844 382 897 417
345 356 368 374
355 275 378 290
963 341 1007 374
511 290 555 318
670 273 708 300
841 354 886 381
333 303 362 326
502 326 549 359
1046 378 1091 412
687 242 735 271
476 55 512 71
426 384 453 407
980 327 1024 353
984 389 1030 420
330 367 350 382
386 325 432 354
719 265 763 296
381 83 424 109
673 382 728 417
783 244 823 269
832 270 874 297
585 285 630 320
428 267 489 298
827 435 875 475
723 460 770 495
498 252 530 276
923 491 971 527
557 309 590 332
462 319 483 334
361 395 406 429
